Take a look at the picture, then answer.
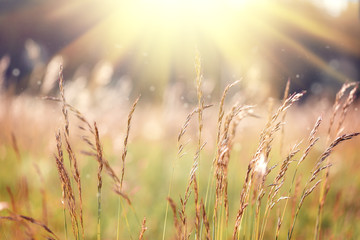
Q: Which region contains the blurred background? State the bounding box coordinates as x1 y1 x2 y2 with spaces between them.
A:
0 0 359 103
1 1 360 239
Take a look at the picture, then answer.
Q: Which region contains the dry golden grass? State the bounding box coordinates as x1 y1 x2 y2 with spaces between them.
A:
0 64 359 240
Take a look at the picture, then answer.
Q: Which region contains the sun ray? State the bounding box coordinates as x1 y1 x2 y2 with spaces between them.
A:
263 2 360 56
3 0 357 93
254 16 353 83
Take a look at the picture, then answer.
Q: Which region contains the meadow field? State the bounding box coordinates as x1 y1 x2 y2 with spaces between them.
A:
1 0 360 239
0 63 359 240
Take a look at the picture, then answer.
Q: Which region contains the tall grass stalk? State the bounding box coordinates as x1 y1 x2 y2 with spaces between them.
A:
204 80 239 213
315 83 358 240
204 81 240 238
94 123 103 240
275 116 322 240
97 192 101 240
116 96 139 240
162 122 183 240
193 52 204 240
59 65 84 240
58 65 69 240
288 132 360 239
63 208 68 240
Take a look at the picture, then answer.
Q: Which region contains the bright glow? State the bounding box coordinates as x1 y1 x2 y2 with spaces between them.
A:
55 0 358 88
311 0 348 17
254 153 267 177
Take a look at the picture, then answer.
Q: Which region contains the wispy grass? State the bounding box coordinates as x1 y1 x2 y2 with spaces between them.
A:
0 64 359 240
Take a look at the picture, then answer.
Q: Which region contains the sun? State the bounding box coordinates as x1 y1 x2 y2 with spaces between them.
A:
51 0 359 92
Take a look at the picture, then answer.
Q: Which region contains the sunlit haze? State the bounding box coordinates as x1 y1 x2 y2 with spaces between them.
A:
0 0 359 98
